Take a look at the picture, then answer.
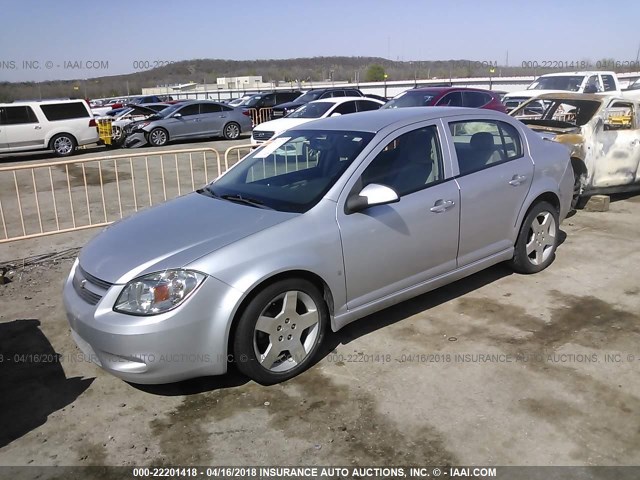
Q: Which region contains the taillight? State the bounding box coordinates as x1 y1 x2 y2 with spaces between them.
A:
89 119 97 127
242 110 251 117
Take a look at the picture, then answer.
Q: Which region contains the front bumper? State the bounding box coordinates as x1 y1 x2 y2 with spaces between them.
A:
62 260 244 384
124 131 148 148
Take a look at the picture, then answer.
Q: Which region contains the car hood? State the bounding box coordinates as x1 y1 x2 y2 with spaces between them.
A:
254 118 313 134
78 192 296 284
274 101 304 111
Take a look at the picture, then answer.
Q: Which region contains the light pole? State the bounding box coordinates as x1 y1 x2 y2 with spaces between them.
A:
384 73 388 98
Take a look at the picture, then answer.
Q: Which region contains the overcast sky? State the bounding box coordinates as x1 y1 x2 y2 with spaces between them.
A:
1 0 639 82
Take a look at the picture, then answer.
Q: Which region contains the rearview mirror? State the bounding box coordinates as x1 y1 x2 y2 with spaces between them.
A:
345 183 399 214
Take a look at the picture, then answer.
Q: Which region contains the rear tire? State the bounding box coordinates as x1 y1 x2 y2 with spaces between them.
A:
223 122 241 140
233 278 327 385
508 201 559 274
571 171 588 210
50 134 77 157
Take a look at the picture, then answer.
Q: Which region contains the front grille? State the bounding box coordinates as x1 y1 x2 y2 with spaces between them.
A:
253 130 274 141
73 266 113 305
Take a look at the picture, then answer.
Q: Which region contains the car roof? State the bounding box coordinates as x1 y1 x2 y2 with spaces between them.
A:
296 106 502 133
408 86 497 94
310 96 383 106
305 87 360 92
537 71 616 77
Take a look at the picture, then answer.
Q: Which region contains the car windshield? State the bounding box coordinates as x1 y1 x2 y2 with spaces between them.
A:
511 98 601 126
527 76 584 91
627 79 640 91
287 102 334 118
243 94 266 107
208 130 374 213
294 91 324 103
381 91 437 109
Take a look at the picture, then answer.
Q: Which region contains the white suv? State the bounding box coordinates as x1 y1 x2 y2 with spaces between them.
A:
0 99 99 156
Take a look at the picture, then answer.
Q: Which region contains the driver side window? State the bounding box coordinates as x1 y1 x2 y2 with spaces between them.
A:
361 126 443 197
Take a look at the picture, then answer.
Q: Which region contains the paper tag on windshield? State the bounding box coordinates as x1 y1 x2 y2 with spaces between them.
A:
253 137 291 158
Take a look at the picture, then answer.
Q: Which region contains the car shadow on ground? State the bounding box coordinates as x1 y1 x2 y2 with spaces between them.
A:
0 319 93 447
133 231 568 396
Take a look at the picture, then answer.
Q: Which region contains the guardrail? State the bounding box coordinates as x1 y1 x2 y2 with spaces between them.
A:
224 144 255 170
244 107 274 126
0 148 222 243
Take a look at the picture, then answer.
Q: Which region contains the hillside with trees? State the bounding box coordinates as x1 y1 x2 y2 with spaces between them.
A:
0 56 633 102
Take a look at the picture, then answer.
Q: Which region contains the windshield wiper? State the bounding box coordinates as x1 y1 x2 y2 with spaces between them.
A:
220 194 273 209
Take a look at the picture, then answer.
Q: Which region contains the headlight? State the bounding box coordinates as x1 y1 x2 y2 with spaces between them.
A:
114 270 205 315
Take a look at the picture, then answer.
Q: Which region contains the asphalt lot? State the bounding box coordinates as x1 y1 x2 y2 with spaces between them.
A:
0 190 639 468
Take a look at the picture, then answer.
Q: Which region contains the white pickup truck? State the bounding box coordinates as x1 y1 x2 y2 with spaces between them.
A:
503 71 621 111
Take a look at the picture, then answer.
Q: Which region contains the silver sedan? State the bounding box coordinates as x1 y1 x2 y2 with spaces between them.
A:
63 107 574 385
125 100 252 147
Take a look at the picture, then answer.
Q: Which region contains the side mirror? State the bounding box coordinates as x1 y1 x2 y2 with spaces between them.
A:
583 84 598 94
330 112 342 117
173 113 182 118
345 183 399 214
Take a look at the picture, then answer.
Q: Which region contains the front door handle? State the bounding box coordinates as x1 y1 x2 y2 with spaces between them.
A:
509 174 527 186
430 199 455 213
34 125 42 130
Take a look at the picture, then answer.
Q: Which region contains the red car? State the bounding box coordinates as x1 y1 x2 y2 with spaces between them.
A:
382 87 507 113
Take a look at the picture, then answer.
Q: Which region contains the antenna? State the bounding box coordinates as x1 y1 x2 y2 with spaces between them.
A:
636 41 640 63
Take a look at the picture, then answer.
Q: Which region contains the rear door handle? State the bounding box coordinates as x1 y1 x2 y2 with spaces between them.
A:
430 199 455 213
509 174 527 186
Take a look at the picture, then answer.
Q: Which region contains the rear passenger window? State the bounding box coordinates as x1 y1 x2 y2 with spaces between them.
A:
201 103 223 113
463 92 491 108
40 102 89 121
333 101 357 115
346 89 361 96
356 100 381 112
1 106 39 125
449 120 522 175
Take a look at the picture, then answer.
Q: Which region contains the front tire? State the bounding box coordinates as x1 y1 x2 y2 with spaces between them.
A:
223 122 241 140
50 134 77 157
233 278 327 385
508 201 559 274
148 128 169 146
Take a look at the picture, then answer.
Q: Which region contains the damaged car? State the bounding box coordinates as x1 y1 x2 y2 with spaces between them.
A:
109 103 170 146
124 100 252 148
511 92 640 207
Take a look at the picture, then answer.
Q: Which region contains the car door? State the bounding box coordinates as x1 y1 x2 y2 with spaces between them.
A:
596 100 640 187
169 103 203 139
447 118 534 267
2 105 45 151
337 122 460 309
200 103 226 135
